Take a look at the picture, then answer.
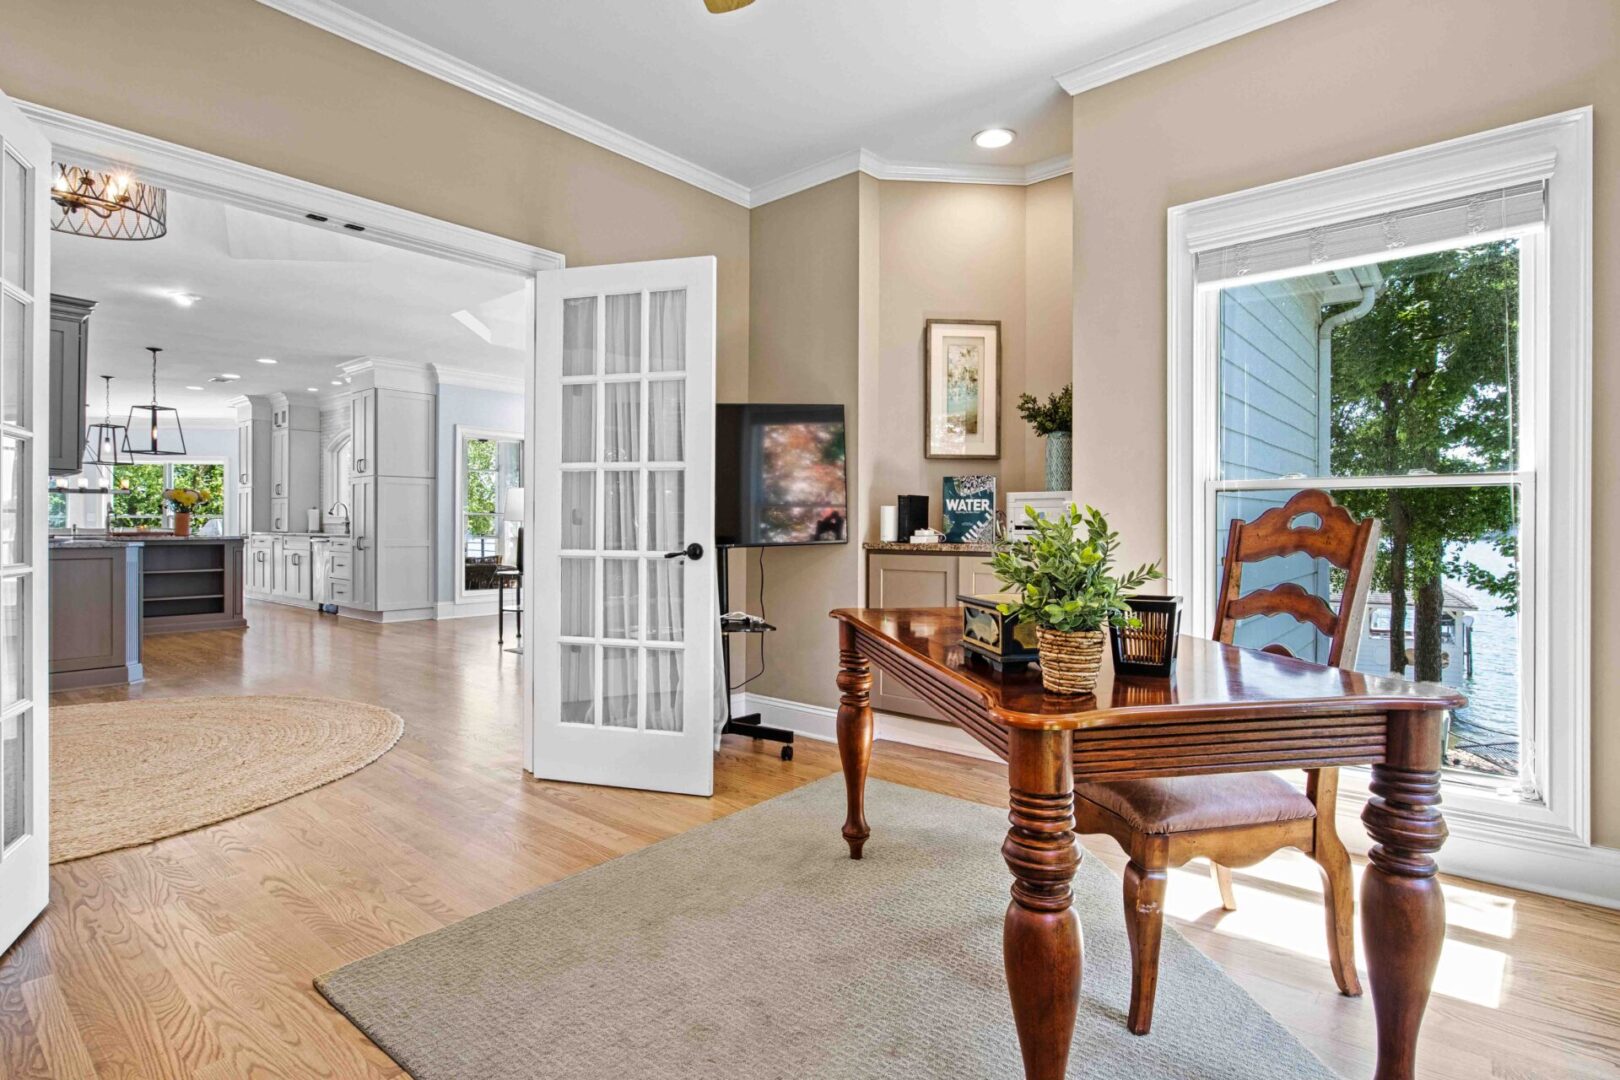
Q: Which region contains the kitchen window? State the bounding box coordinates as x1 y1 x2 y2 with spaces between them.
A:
109 462 226 531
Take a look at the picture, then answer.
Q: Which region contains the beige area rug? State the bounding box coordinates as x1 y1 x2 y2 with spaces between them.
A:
317 777 1338 1079
50 695 404 863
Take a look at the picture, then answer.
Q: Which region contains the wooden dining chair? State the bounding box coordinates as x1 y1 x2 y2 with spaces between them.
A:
1074 488 1380 1035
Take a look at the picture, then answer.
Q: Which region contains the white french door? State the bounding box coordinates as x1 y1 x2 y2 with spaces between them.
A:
530 257 717 796
0 89 52 952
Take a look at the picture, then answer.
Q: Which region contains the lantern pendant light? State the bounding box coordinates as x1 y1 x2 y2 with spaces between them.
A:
83 374 133 468
122 347 187 456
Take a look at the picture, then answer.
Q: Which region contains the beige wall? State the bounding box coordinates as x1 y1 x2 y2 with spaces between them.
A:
743 175 865 706
746 175 1073 709
0 0 751 401
1069 0 1619 841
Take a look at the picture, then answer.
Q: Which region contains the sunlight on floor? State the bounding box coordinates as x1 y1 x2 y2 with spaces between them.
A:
1159 851 1514 1009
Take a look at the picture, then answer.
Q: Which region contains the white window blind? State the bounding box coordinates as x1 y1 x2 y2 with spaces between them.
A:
1196 180 1546 286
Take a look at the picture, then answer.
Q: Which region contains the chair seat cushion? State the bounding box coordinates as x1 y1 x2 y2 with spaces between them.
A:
1075 774 1315 835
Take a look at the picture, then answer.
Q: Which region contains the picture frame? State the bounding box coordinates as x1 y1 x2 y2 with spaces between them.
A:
924 319 1001 460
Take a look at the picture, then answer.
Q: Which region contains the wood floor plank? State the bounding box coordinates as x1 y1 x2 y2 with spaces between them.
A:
0 599 1614 1079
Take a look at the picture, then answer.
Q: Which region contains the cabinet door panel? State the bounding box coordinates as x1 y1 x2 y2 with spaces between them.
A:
866 553 958 720
958 557 1002 597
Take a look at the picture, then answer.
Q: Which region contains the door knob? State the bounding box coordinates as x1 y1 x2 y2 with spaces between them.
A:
664 543 703 561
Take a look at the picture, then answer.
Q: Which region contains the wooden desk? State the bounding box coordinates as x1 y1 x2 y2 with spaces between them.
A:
830 607 1465 1080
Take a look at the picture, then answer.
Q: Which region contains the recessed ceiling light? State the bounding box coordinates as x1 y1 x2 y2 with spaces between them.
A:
256 357 278 365
185 385 204 391
219 373 241 380
972 127 1015 150
306 387 320 393
168 291 201 308
330 379 343 386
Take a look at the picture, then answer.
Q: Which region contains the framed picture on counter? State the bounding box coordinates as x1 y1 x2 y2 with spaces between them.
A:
924 319 1001 459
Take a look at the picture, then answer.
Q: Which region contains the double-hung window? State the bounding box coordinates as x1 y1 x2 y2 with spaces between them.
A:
1167 111 1592 858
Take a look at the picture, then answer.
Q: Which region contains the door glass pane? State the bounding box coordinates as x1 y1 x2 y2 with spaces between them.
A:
1 438 20 565
603 559 639 639
648 381 684 462
604 382 640 463
649 290 685 372
560 644 594 726
2 577 23 709
646 651 683 733
1217 239 1520 481
1215 485 1522 780
647 472 683 550
2 710 27 848
647 559 683 641
561 472 594 549
563 296 596 376
1 291 23 427
1 151 24 287
561 385 594 463
603 646 639 729
561 557 593 637
603 472 639 551
605 292 642 374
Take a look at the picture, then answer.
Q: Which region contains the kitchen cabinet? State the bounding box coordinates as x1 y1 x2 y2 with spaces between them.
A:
233 396 272 534
48 294 95 475
246 536 276 597
863 546 997 720
273 537 312 602
349 386 432 480
48 541 142 690
266 394 320 532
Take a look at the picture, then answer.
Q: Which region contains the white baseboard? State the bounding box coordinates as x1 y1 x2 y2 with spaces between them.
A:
337 605 434 623
736 692 1619 908
737 693 999 763
435 598 499 620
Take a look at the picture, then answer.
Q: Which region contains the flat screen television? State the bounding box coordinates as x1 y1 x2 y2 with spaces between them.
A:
715 403 848 548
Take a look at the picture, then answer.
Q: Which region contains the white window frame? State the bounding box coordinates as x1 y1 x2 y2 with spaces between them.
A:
106 458 229 532
452 425 522 604
1166 109 1592 862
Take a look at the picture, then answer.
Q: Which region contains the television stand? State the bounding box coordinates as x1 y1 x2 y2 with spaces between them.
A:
718 545 795 761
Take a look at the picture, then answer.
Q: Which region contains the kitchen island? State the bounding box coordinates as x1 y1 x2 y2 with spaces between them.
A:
48 536 248 692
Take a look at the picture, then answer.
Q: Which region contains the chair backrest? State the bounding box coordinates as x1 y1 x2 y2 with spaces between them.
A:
1212 489 1380 668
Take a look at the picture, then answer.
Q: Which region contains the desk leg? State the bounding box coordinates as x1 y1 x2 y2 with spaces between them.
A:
836 625 873 859
1361 709 1448 1080
1002 727 1081 1080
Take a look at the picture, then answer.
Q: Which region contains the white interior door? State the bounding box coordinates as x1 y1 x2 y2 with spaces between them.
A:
0 89 52 952
530 257 716 796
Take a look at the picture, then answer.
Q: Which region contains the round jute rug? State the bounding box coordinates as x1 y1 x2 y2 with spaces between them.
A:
49 695 404 863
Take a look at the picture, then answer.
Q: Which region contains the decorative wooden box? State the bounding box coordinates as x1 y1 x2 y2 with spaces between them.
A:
958 593 1040 671
1110 594 1183 678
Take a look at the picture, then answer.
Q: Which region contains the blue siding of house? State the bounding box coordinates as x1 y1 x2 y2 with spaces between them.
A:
1218 282 1327 660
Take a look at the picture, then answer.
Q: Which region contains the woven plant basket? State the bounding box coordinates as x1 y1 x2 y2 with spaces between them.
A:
1034 626 1108 695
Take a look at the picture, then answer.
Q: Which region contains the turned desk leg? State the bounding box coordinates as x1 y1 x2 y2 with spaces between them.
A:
1002 727 1082 1080
1361 709 1449 1080
836 624 874 860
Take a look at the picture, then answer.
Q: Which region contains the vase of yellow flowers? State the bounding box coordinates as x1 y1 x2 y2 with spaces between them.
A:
163 487 205 537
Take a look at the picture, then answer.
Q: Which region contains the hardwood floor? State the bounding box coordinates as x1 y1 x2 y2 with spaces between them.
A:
3 600 1617 1078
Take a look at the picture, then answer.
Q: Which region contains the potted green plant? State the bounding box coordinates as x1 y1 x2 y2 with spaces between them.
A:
991 504 1162 694
1015 384 1072 491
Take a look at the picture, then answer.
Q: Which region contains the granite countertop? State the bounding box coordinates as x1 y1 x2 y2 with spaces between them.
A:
862 541 997 554
49 538 142 550
50 535 245 548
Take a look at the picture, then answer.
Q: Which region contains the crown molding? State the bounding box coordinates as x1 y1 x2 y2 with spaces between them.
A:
252 0 753 208
1055 0 1337 95
432 364 525 396
748 149 1074 208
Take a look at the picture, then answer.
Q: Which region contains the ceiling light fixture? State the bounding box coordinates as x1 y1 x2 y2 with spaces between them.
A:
219 373 241 381
256 357 277 365
123 347 187 456
306 387 320 393
169 292 200 308
185 385 204 391
330 379 343 386
50 163 168 241
83 375 133 468
972 128 1016 150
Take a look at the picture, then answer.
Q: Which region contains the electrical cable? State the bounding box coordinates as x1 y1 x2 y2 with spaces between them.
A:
728 546 767 691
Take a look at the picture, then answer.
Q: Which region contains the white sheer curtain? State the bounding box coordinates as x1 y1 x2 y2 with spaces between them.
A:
605 293 641 375
649 290 685 372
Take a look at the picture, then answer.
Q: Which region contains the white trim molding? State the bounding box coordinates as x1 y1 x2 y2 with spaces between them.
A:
21 101 564 276
1165 108 1595 896
252 0 752 207
252 0 1076 210
1056 0 1338 95
432 364 525 396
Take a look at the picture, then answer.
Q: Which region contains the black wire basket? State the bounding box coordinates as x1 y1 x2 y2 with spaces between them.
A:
1110 595 1183 678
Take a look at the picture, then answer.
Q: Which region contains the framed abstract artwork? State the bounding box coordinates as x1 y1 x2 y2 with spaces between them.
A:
924 319 1001 459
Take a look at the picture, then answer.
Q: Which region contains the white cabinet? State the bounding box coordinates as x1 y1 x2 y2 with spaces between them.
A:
350 390 374 478
348 476 374 609
273 538 312 602
349 387 432 480
233 397 273 534
266 394 321 532
245 537 276 597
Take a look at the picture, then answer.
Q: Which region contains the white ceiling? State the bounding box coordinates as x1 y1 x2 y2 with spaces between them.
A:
51 190 526 420
264 0 1293 201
